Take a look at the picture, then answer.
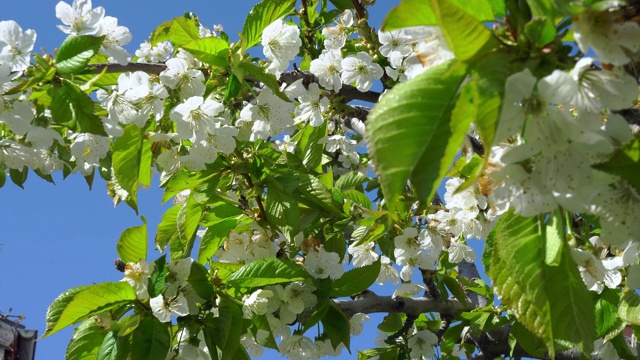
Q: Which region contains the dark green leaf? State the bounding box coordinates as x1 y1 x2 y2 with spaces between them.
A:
226 258 307 287
148 255 168 298
130 317 170 360
265 188 300 241
526 0 571 17
524 18 557 47
188 261 214 300
217 295 244 359
330 259 381 297
335 171 368 190
198 216 243 264
50 79 107 135
9 166 27 188
66 319 108 360
367 60 468 208
322 302 350 350
56 35 105 74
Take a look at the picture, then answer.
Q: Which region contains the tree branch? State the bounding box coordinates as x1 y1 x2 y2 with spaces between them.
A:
88 62 167 75
279 70 381 103
334 291 471 318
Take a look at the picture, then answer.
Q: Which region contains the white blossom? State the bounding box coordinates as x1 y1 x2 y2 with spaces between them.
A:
243 289 273 319
95 16 131 65
310 50 343 91
55 0 104 35
347 241 379 267
160 58 206 99
0 20 36 72
304 246 344 280
376 255 400 285
408 330 438 360
262 19 301 75
341 52 383 92
170 96 226 142
121 260 154 300
574 9 640 66
322 10 353 50
150 293 190 323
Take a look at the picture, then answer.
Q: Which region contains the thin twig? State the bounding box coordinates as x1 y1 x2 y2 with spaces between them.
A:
242 174 267 221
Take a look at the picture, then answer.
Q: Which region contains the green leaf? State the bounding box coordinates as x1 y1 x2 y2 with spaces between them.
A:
322 302 350 350
611 332 637 360
170 195 204 260
303 299 330 332
431 0 498 61
198 216 242 264
169 17 200 46
343 189 372 209
188 261 214 300
526 0 571 17
217 294 245 360
130 317 170 360
9 167 27 188
593 137 640 195
226 258 307 287
295 120 327 172
113 124 146 213
45 282 136 337
241 0 297 50
265 188 300 241
155 205 181 252
596 289 622 338
236 62 287 100
116 218 147 264
329 0 353 10
161 170 217 204
181 37 230 67
469 52 510 149
50 79 107 135
489 211 594 356
296 174 341 216
148 255 168 298
382 0 494 30
544 210 563 266
378 313 404 333
330 259 381 297
524 18 557 47
335 171 368 190
619 291 640 325
96 331 120 360
56 35 105 74
66 319 108 360
367 60 468 208
0 170 5 188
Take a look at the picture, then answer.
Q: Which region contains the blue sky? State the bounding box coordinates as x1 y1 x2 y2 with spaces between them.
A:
0 1 411 358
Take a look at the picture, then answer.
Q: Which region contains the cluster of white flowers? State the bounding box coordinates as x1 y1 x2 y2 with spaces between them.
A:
215 226 276 264
56 0 132 64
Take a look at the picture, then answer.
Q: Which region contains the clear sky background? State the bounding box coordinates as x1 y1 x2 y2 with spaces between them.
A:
0 1 488 359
